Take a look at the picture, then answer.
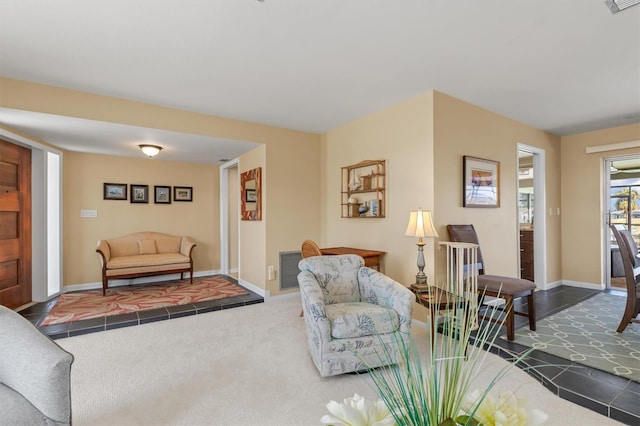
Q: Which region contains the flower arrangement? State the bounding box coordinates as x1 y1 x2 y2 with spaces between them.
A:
322 287 548 426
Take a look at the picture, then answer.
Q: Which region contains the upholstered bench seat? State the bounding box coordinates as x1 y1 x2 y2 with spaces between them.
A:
97 232 196 295
107 253 190 270
479 275 537 294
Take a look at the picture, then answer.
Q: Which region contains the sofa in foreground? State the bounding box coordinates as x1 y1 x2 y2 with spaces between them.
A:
0 305 74 426
298 254 415 377
96 231 196 295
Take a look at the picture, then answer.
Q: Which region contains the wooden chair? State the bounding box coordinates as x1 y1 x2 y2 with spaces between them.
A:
447 224 536 341
300 240 323 316
610 225 640 333
301 239 322 259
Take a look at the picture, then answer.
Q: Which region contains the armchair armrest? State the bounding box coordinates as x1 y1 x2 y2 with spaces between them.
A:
180 237 197 258
297 270 332 343
0 306 73 424
96 240 111 266
358 267 416 333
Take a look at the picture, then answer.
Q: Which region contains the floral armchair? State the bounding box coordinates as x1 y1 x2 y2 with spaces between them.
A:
298 254 415 377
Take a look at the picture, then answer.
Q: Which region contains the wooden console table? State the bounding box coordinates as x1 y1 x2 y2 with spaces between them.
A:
320 247 385 271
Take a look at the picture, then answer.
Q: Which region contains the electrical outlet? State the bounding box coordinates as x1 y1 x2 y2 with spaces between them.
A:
268 265 276 281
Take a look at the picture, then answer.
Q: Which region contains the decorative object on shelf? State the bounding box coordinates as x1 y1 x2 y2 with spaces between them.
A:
174 186 193 202
358 203 369 216
138 144 162 158
463 156 500 208
348 170 361 191
341 160 386 218
404 209 438 285
103 183 127 200
154 185 171 204
241 167 262 221
130 184 149 203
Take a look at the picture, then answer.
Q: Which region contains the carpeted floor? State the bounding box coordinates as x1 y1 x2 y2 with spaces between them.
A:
42 276 249 325
507 293 640 382
56 296 619 426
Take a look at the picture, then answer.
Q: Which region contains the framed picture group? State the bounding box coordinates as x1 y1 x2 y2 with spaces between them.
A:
103 183 193 204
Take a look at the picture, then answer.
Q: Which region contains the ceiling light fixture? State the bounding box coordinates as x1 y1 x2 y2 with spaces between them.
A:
604 0 640 14
139 144 162 157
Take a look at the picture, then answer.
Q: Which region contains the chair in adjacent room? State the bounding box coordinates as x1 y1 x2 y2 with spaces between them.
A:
446 224 536 341
297 254 415 377
0 305 74 426
610 225 640 333
301 239 322 259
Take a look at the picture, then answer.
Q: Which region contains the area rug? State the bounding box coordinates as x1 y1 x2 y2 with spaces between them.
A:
507 293 640 382
41 276 249 325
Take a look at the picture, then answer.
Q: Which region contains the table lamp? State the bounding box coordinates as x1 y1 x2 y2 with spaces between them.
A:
404 209 439 287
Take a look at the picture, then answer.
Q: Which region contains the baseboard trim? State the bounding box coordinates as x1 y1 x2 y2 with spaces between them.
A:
559 280 605 290
62 270 220 293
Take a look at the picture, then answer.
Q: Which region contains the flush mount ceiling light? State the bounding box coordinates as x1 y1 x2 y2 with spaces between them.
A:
138 144 162 157
604 0 640 13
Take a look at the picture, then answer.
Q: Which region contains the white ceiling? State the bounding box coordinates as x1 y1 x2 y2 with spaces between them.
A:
0 0 639 163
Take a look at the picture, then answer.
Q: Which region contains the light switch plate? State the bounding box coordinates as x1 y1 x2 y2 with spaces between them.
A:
80 209 97 218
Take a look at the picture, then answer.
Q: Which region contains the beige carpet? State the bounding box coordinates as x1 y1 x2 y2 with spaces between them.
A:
57 296 622 426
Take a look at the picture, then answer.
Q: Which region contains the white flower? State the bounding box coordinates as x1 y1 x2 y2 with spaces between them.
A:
464 389 548 426
321 393 396 426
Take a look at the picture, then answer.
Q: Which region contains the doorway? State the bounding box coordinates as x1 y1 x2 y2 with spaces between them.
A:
517 144 547 289
220 159 239 278
0 139 32 308
604 154 640 289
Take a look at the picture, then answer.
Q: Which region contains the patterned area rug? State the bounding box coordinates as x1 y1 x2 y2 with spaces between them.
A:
42 276 249 325
507 293 640 382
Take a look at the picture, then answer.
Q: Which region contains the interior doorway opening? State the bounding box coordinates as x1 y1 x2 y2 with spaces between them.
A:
220 159 239 278
605 154 640 290
517 144 547 289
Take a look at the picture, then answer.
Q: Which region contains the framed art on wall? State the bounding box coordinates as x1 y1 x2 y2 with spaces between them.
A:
130 184 149 203
174 186 193 202
154 185 171 204
103 183 127 200
463 156 500 207
240 167 262 221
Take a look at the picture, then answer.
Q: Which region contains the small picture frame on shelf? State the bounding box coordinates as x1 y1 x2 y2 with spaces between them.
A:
130 184 149 203
174 186 193 202
154 186 171 204
103 183 127 200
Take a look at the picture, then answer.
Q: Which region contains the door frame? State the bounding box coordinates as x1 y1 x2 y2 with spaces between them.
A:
219 158 239 276
603 153 640 289
517 143 547 289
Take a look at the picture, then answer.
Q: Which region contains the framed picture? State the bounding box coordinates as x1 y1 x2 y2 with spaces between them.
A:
154 185 171 204
174 186 193 202
463 156 500 208
103 183 127 200
245 189 257 202
130 184 149 203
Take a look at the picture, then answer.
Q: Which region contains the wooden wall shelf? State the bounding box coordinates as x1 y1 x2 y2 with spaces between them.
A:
341 160 386 218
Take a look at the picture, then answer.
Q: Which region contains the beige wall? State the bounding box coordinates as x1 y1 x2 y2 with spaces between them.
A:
238 146 266 290
433 92 563 286
321 92 435 285
560 123 640 286
1 77 321 294
63 152 218 286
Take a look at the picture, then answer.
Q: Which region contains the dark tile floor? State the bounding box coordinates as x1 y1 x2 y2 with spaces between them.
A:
18 275 264 339
482 286 640 425
19 282 638 424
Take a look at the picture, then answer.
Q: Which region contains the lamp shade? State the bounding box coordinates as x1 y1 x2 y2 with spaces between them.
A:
139 144 162 157
404 209 439 238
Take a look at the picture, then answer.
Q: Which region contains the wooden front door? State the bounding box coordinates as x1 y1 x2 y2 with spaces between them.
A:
0 139 32 309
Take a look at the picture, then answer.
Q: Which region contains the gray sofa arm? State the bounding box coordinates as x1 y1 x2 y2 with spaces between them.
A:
0 305 73 425
357 267 416 334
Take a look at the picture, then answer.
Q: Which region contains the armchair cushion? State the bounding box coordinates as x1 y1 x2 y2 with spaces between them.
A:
301 254 363 304
326 302 399 339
